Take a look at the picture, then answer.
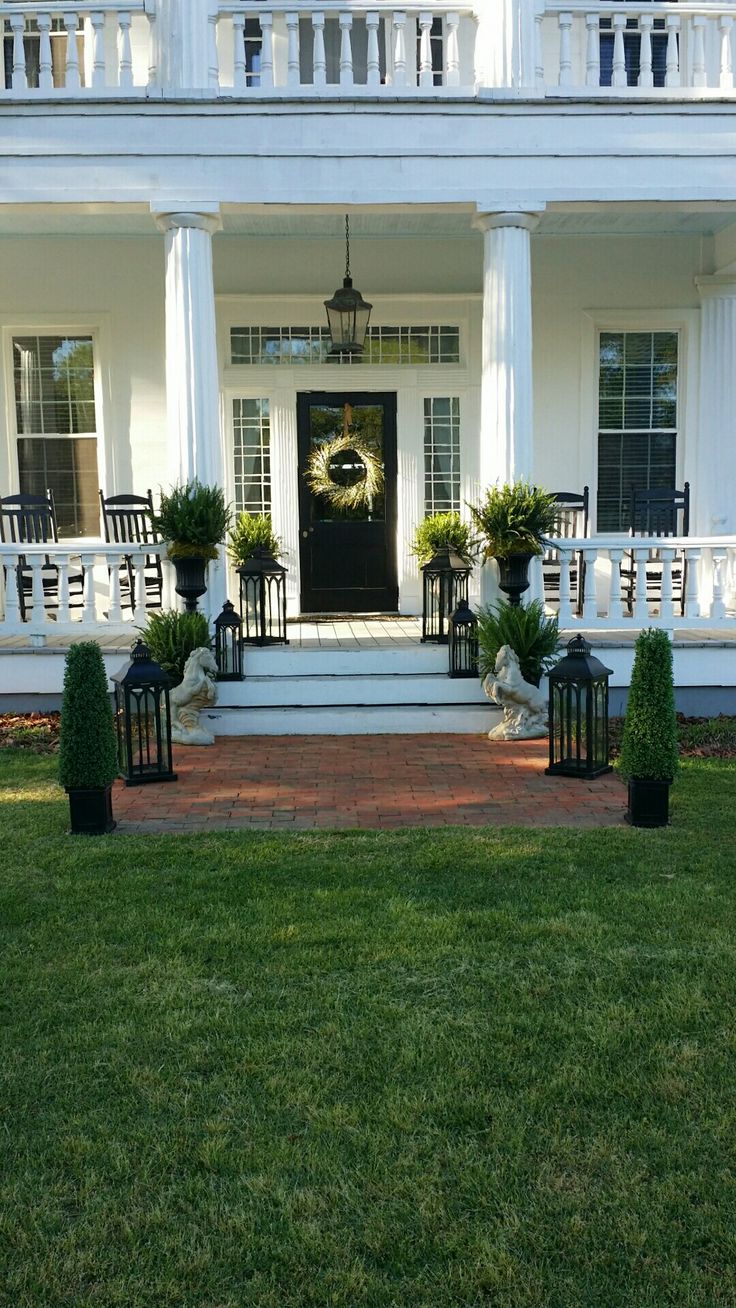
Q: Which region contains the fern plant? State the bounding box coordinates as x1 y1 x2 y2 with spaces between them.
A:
410 512 480 567
477 599 560 687
469 482 559 559
228 513 283 567
59 641 118 790
138 610 211 685
619 628 679 782
153 481 231 561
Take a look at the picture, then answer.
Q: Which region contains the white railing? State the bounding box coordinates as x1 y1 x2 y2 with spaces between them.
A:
215 2 478 94
539 534 736 629
541 2 736 93
0 2 155 94
0 542 168 642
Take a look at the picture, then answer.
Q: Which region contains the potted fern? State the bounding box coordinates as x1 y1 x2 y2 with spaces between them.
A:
477 599 560 688
469 482 559 605
410 512 479 568
137 610 211 686
59 641 118 835
619 628 679 827
227 512 283 567
153 481 231 612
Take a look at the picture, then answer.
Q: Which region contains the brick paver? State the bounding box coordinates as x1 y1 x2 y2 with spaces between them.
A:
112 735 626 833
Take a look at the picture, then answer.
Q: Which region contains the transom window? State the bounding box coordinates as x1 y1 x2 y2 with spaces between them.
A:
233 398 271 516
13 334 100 538
424 397 460 515
231 325 460 366
597 331 678 532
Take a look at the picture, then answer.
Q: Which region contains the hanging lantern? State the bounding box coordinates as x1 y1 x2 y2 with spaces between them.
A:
324 214 372 356
112 639 177 786
237 547 289 646
448 599 479 679
546 635 613 779
421 547 471 644
214 599 244 681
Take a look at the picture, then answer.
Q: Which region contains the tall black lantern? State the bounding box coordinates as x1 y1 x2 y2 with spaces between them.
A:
214 599 244 681
238 547 289 646
112 639 177 786
546 635 613 779
448 599 479 679
324 215 372 356
422 547 471 644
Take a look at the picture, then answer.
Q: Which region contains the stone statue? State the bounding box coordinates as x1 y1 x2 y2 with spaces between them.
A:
170 646 219 746
483 644 548 741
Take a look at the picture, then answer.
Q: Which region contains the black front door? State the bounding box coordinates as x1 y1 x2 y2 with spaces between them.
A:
297 392 398 614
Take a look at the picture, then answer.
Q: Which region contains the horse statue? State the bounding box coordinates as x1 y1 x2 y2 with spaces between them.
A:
483 644 548 741
170 646 219 746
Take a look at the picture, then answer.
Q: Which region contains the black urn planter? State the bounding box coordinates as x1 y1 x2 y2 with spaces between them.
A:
172 555 208 612
496 553 534 606
626 778 671 828
66 785 116 836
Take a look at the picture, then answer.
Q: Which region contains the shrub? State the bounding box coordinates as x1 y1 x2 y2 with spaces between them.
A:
228 513 283 567
58 642 118 790
138 610 211 685
469 482 559 559
477 599 560 687
153 481 231 561
619 628 679 782
410 512 479 567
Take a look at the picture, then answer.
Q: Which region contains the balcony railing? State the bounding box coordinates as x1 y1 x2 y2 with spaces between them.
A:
0 2 155 94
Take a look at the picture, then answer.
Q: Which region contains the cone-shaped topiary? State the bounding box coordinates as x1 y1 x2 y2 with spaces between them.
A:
59 641 119 791
619 628 679 782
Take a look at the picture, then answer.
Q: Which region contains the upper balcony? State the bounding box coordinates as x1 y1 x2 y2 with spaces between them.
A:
2 1 736 102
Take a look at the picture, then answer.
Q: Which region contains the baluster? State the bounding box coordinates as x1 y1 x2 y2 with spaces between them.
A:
665 16 680 89
119 12 133 90
63 13 81 91
56 557 71 624
259 14 274 90
232 13 246 92
312 12 327 88
418 12 433 88
638 14 653 88
611 13 627 88
684 548 701 618
691 16 706 88
558 550 573 628
108 556 123 624
392 12 407 88
719 16 733 92
81 554 96 624
633 549 649 623
10 14 28 93
132 554 148 627
446 12 460 88
366 11 380 87
711 551 727 620
285 13 300 88
582 549 598 623
2 554 23 632
558 12 572 87
659 550 674 623
535 0 545 88
90 11 106 89
29 557 47 638
608 549 624 622
339 13 354 88
146 2 158 89
207 4 219 91
37 13 53 91
585 13 600 88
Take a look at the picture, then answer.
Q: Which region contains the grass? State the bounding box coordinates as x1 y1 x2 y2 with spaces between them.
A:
2 751 736 1306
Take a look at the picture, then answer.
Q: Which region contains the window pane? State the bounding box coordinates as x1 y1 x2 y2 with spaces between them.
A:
424 397 460 515
18 437 100 537
233 397 271 516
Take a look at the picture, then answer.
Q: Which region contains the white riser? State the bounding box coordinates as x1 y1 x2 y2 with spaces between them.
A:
218 672 487 709
208 704 500 736
244 644 448 677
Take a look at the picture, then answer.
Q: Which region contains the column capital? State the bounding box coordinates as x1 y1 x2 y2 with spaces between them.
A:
152 206 222 236
695 273 736 300
473 211 543 235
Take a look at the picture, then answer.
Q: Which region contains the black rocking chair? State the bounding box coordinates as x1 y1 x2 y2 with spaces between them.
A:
0 491 85 621
543 488 589 617
99 490 164 611
622 483 690 616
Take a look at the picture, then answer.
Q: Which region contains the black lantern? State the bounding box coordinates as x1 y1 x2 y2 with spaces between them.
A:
448 599 479 678
214 599 244 680
546 635 613 779
422 547 471 643
237 547 289 646
112 639 177 786
324 214 372 356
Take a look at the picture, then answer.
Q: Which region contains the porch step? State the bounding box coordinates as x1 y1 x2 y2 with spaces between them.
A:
208 703 498 736
218 672 488 710
244 643 445 677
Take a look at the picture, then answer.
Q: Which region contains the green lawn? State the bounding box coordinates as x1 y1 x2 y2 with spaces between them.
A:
2 751 736 1308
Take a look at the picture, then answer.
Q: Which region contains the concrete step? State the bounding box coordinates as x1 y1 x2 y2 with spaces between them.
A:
245 643 447 678
208 703 499 737
218 672 488 709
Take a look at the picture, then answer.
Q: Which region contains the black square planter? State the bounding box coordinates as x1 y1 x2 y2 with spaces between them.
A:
626 778 670 829
67 785 116 835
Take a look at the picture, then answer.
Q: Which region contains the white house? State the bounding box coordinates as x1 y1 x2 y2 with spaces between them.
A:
0 0 735 730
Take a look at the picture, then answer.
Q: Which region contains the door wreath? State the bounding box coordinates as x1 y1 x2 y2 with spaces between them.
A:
305 434 384 512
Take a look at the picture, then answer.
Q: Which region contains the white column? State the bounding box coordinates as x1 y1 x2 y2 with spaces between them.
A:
474 211 540 488
474 0 538 90
695 275 736 536
155 0 216 92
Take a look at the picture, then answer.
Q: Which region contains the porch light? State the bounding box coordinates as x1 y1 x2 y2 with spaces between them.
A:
448 598 479 679
421 547 471 644
546 636 613 780
324 214 372 356
237 547 289 646
112 640 177 786
214 599 244 681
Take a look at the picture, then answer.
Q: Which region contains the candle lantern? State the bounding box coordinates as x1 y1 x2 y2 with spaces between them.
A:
448 599 479 678
421 547 471 644
214 599 244 680
112 639 177 786
237 547 289 646
546 635 613 779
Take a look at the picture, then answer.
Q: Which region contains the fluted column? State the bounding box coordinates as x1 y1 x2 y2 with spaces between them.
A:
474 0 538 90
695 275 736 535
475 211 540 487
155 0 217 92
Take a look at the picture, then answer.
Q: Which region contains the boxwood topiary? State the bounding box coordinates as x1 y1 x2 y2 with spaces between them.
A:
59 641 118 791
619 628 679 782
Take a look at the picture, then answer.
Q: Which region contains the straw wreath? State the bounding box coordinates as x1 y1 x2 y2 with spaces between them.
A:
305 434 384 512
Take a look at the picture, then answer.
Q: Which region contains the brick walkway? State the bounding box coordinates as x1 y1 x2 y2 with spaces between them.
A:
112 735 626 833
